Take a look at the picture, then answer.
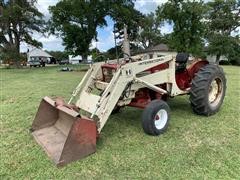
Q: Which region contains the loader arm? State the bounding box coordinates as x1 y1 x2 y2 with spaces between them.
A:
76 68 132 131
76 55 185 132
68 66 93 104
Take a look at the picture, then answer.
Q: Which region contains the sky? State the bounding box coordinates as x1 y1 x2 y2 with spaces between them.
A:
21 0 172 52
22 0 240 53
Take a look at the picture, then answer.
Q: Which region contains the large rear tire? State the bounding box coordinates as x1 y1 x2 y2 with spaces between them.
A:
190 64 226 116
142 100 170 136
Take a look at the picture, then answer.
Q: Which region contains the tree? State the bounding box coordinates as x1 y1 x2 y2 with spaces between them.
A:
110 0 143 42
206 0 240 63
46 51 68 61
156 0 207 56
108 1 143 58
49 0 142 62
49 0 108 62
136 13 163 49
106 45 122 60
0 0 45 65
90 48 102 62
227 40 240 65
110 0 143 55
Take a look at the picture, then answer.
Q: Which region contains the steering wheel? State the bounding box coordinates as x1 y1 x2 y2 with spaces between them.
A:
122 52 133 62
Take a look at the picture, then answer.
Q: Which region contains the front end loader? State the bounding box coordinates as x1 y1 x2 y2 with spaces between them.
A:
30 52 226 166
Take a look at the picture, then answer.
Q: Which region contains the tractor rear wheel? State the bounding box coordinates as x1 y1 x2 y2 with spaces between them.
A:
190 64 226 116
142 100 170 136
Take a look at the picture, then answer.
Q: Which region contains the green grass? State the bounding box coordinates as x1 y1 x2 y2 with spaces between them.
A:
1 65 240 179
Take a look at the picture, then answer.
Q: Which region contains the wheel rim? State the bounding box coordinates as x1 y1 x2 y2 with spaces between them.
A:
208 77 223 107
154 109 168 130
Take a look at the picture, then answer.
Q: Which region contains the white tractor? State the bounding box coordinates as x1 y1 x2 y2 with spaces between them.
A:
30 30 226 166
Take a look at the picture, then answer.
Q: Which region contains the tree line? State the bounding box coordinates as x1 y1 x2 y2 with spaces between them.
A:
0 0 239 65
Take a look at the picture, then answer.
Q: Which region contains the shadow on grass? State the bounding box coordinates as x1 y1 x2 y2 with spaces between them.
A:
96 107 142 148
97 96 195 149
168 96 192 113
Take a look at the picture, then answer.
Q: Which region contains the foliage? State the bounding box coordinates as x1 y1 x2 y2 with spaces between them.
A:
129 42 144 54
110 0 143 42
156 0 207 56
0 0 45 63
46 51 68 61
136 13 163 49
90 48 103 62
94 44 135 61
106 45 123 60
49 0 108 62
205 0 240 63
49 0 142 62
93 46 121 61
227 40 240 66
93 54 106 62
219 60 231 65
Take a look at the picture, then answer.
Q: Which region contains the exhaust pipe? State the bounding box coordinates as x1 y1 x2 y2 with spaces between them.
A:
31 97 97 167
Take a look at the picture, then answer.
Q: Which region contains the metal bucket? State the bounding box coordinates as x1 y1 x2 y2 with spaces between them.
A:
31 97 97 167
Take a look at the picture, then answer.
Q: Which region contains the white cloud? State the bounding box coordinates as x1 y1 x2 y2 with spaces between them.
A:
91 32 115 52
20 0 215 52
100 32 115 51
36 0 58 20
20 0 63 52
135 0 168 14
134 1 173 36
20 37 64 52
155 0 169 5
22 1 169 52
161 22 173 34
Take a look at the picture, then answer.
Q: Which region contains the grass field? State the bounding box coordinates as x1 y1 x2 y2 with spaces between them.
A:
1 65 239 179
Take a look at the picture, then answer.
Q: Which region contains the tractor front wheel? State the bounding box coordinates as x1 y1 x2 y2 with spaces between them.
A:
142 100 170 136
190 64 226 116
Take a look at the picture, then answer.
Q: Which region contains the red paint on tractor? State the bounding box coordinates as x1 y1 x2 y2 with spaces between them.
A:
127 63 170 109
31 97 98 167
128 88 151 109
101 63 119 82
175 60 209 90
187 60 209 79
72 118 97 145
129 87 167 109
175 70 191 90
147 62 169 73
101 63 119 69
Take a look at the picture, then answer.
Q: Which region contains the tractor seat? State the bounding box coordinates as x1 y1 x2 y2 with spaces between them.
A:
175 53 189 73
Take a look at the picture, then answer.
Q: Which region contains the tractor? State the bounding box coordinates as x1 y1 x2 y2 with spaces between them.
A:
30 32 226 166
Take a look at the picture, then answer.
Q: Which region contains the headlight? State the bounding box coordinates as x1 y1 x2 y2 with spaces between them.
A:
102 68 108 75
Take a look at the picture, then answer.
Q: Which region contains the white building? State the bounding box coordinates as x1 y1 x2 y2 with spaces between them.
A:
206 55 228 63
137 44 177 60
69 55 93 64
139 44 228 63
27 48 52 63
68 55 82 64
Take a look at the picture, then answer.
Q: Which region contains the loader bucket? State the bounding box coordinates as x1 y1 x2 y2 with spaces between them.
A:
31 97 97 167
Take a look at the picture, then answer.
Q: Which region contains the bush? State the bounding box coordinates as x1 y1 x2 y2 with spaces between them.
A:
219 59 240 66
230 59 240 66
219 60 231 65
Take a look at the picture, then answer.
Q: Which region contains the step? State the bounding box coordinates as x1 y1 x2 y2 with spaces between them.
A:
94 80 109 90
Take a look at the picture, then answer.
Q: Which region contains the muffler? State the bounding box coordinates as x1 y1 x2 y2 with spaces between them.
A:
31 97 97 167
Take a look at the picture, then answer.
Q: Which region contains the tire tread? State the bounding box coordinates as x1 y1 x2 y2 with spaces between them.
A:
189 64 226 116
